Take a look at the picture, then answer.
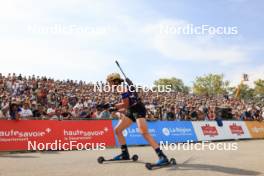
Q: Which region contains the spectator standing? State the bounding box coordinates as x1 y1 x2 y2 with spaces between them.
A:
20 102 33 119
9 101 21 120
47 103 58 120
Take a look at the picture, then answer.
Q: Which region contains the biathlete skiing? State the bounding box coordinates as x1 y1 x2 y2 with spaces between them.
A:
97 61 176 170
106 72 169 165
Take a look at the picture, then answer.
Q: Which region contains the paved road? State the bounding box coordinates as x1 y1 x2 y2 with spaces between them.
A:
0 140 263 176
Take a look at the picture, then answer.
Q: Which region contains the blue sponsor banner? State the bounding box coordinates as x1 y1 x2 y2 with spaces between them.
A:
155 121 197 143
112 120 153 145
112 120 197 146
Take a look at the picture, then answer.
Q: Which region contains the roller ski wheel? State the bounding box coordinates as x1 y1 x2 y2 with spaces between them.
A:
145 157 176 170
97 156 105 164
131 154 139 161
97 154 139 164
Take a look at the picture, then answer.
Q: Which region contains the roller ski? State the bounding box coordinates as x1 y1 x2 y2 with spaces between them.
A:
145 157 176 170
97 154 139 164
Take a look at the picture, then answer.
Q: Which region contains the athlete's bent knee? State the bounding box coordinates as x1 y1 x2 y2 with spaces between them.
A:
114 127 123 135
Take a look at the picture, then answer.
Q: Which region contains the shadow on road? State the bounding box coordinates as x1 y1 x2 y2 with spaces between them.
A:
168 157 262 176
97 156 261 175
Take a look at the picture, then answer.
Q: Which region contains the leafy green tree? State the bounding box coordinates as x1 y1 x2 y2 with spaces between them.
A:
193 74 229 96
234 83 254 100
154 77 189 93
254 79 264 96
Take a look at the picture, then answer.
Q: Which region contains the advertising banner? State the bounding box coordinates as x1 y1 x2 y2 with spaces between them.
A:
155 121 197 143
222 121 251 139
112 120 155 145
245 121 264 139
192 121 230 141
0 120 115 151
112 120 197 146
1 120 262 151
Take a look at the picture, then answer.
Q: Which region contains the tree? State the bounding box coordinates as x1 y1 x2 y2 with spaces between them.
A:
193 74 229 96
233 83 254 100
254 79 264 96
154 77 189 93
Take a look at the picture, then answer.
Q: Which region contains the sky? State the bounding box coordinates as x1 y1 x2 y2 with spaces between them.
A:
0 0 263 87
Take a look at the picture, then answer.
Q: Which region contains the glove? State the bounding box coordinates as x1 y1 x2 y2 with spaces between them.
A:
109 107 118 112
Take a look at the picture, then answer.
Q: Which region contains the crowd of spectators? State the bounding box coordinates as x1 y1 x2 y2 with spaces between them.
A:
0 73 263 121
